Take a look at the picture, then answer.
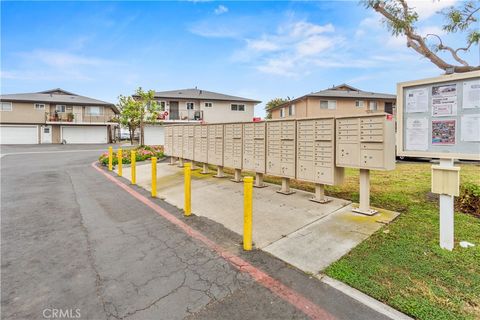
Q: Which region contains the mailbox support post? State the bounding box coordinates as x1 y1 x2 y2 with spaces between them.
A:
438 158 455 251
277 177 295 195
214 166 225 178
254 173 267 188
169 157 176 165
310 184 331 204
231 169 242 182
177 158 184 168
353 169 378 216
201 163 209 174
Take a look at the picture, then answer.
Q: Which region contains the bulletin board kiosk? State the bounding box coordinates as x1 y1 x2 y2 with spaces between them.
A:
397 71 480 251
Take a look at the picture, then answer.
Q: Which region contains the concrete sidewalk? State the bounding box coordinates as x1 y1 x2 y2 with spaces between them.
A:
118 161 399 275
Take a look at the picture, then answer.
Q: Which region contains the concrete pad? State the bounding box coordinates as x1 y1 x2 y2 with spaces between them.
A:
118 162 351 248
264 205 400 274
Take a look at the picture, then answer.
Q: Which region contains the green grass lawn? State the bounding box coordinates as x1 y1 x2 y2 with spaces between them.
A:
321 163 480 320
218 161 479 319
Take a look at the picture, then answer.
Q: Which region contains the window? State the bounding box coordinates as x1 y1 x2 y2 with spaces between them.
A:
280 107 285 118
55 105 66 113
369 101 378 111
159 101 166 111
1 102 12 111
34 103 45 110
231 104 245 111
44 127 50 133
320 100 336 110
204 102 213 108
86 106 103 115
288 104 295 116
186 102 194 110
355 100 364 108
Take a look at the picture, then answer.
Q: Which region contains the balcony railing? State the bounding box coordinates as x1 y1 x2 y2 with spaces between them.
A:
46 112 116 124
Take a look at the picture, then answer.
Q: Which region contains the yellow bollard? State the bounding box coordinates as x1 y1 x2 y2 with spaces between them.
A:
243 176 253 251
131 150 136 185
108 147 113 171
184 162 191 216
117 148 123 177
151 157 157 198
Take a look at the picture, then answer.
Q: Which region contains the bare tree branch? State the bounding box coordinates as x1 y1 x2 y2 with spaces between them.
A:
425 34 469 66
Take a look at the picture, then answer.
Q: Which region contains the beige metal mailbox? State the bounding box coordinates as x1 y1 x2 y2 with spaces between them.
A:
266 119 296 194
207 124 225 177
172 125 183 159
335 113 395 215
243 122 267 187
164 125 173 156
336 114 395 170
297 117 344 202
182 125 195 161
224 123 243 182
193 124 208 163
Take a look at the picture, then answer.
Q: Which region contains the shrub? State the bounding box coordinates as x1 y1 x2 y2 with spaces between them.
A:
98 145 164 167
455 182 480 218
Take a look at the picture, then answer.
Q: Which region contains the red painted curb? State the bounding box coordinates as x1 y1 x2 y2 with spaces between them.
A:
92 162 335 320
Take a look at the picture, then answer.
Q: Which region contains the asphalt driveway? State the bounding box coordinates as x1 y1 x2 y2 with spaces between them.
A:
1 144 390 320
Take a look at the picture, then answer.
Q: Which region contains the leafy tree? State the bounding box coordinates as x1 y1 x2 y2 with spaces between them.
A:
117 95 140 145
364 0 479 73
117 87 160 145
265 98 289 119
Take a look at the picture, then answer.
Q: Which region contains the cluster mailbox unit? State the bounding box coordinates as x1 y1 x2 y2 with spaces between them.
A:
223 123 244 182
193 125 209 173
297 117 344 203
182 125 195 162
336 113 396 215
207 124 225 177
266 120 296 194
164 113 396 214
242 122 267 187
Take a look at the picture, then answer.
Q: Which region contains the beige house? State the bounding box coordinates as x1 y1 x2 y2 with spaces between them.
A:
0 88 119 144
141 88 261 145
270 84 396 119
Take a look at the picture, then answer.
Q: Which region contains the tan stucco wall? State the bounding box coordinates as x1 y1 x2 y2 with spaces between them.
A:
271 97 395 119
0 102 47 123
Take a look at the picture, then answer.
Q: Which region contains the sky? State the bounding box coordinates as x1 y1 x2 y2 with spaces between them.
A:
1 0 478 117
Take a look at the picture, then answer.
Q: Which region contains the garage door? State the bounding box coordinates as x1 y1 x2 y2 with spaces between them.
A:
0 125 38 144
144 126 165 145
62 126 107 144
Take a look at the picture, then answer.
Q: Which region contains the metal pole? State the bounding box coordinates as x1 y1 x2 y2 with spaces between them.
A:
151 157 157 198
243 176 253 251
117 148 123 177
439 158 454 251
131 150 136 185
108 147 113 171
184 162 192 216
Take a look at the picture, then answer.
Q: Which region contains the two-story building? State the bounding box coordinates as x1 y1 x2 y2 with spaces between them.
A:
270 84 396 119
142 88 261 145
0 88 119 144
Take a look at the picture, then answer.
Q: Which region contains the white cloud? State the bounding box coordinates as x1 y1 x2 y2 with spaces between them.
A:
214 5 228 15
246 39 280 52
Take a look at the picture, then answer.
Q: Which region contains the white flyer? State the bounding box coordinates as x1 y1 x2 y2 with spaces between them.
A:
405 87 428 113
463 80 480 109
406 117 429 151
432 83 457 117
461 114 480 141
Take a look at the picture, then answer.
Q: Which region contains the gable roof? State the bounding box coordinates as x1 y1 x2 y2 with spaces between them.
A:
0 88 119 113
271 84 396 110
152 88 261 104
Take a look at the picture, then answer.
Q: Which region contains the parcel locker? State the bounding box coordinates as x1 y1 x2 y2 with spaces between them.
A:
182 125 195 160
242 122 266 173
224 123 243 169
296 118 344 185
335 114 395 170
172 125 183 158
266 120 296 179
207 124 224 166
193 125 208 163
164 126 173 156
